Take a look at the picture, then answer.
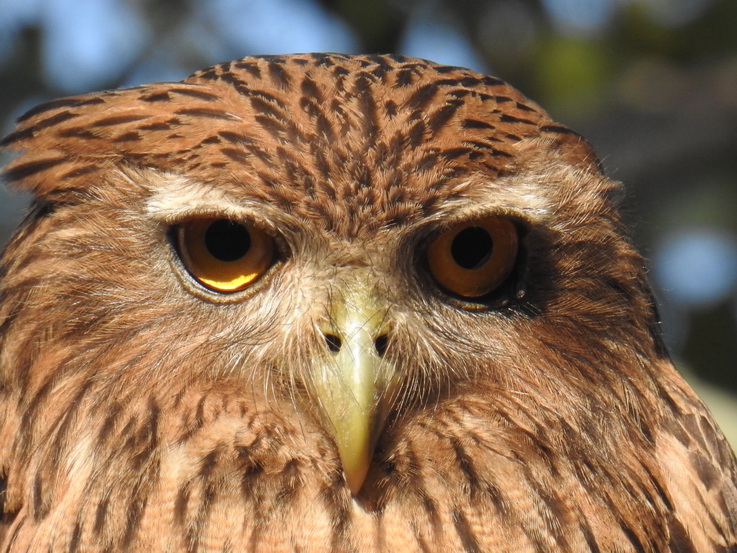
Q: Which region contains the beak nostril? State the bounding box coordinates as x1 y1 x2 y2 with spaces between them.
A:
324 333 342 353
374 334 389 357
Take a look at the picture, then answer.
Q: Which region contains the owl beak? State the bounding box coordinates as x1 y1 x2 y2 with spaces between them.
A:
308 283 398 496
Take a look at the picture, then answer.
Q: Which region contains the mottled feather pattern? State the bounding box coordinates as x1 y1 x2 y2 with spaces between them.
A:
1 53 599 234
1 53 735 552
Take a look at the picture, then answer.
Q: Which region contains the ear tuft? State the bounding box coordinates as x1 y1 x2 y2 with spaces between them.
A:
0 82 234 198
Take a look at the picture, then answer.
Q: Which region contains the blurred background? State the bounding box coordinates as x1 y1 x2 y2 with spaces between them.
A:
0 0 735 447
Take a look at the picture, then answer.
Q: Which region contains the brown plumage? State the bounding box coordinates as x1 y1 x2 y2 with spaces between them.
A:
0 53 735 552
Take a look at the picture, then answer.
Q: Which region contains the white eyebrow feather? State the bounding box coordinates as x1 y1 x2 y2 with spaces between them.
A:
144 174 257 222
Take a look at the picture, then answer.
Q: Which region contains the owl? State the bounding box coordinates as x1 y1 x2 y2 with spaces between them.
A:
0 53 735 552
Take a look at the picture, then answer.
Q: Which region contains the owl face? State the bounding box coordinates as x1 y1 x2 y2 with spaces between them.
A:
4 55 721 553
0 54 657 497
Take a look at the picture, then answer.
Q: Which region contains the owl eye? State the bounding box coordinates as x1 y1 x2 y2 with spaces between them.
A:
176 218 275 293
426 216 518 299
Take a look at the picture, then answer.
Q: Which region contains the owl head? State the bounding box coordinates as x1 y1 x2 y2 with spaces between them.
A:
1 54 663 501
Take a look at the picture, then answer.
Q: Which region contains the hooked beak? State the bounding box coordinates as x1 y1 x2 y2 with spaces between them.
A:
305 279 399 495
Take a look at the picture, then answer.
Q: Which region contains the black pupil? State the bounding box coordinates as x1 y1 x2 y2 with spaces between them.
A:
205 219 251 262
451 227 493 269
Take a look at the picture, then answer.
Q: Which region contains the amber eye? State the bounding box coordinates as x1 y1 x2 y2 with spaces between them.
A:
176 218 275 293
426 217 518 299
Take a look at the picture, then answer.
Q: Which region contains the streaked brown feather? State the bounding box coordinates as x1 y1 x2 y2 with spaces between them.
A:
1 53 735 552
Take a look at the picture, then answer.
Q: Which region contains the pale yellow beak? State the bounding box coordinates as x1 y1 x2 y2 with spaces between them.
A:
306 280 398 496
